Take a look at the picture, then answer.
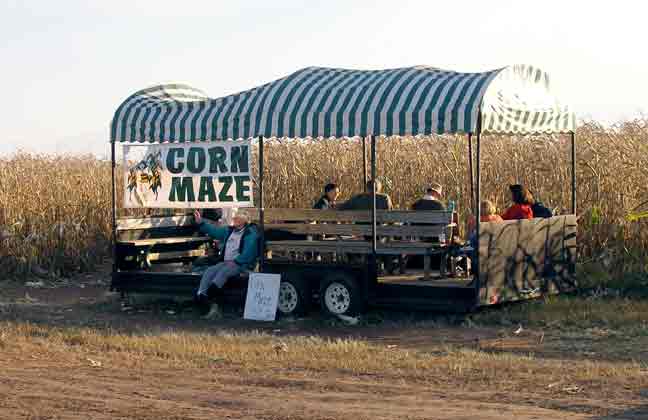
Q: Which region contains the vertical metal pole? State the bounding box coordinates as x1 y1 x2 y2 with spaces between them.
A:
258 135 265 270
362 136 368 192
468 133 474 213
570 131 576 215
110 140 117 274
370 135 377 255
474 115 482 301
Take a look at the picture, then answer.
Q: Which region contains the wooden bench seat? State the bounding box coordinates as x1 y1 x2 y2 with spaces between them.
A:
119 236 211 247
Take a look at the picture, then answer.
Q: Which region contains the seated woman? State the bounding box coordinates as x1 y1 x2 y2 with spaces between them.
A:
501 184 534 220
467 200 504 233
193 209 259 319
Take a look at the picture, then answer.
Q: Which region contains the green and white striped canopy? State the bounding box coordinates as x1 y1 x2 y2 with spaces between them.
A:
111 64 575 143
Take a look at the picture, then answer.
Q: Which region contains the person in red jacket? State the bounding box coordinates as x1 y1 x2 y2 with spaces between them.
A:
501 184 534 220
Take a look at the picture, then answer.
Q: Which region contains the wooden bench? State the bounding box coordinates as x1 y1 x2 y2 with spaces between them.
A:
247 208 455 279
116 214 211 268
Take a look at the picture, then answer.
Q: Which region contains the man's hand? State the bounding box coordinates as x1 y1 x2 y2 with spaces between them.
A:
225 261 238 268
194 209 202 224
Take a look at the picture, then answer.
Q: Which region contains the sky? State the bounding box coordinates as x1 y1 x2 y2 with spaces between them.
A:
1 0 646 157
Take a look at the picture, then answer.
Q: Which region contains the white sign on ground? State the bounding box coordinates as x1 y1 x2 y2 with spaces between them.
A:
122 141 253 208
243 273 281 321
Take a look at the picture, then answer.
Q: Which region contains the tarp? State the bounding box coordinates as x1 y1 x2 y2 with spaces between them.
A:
111 64 575 143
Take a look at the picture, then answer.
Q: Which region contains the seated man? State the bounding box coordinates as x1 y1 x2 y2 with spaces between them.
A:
411 183 445 211
193 208 259 318
338 180 392 210
313 183 340 210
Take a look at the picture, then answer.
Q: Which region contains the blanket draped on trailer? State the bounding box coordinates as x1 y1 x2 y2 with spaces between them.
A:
111 64 575 143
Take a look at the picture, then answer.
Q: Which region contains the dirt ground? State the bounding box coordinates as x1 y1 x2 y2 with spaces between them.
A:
1 268 646 420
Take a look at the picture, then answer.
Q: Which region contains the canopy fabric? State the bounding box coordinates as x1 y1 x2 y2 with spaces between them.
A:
111 64 575 143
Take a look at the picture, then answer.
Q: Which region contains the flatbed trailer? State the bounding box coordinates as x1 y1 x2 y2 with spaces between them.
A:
109 64 577 317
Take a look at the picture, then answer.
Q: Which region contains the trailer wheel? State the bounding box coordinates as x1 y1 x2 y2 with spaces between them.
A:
320 272 362 316
277 275 310 317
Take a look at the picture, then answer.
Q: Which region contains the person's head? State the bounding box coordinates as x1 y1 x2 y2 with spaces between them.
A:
366 179 383 194
425 183 443 200
231 209 250 230
509 184 534 205
324 183 340 201
480 200 497 216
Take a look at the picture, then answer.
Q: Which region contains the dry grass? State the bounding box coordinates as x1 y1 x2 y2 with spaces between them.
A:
1 119 647 279
1 320 646 396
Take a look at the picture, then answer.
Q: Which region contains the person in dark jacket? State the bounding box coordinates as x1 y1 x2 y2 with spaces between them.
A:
313 183 340 210
193 209 259 317
411 183 446 211
338 180 393 210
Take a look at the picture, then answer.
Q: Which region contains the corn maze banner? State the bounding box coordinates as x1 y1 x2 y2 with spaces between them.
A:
123 141 253 208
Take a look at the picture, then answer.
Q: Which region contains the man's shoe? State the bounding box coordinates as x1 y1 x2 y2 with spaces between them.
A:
202 303 223 320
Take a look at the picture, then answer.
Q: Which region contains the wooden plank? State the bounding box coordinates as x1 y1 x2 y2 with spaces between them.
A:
117 209 453 230
265 223 447 237
117 215 195 231
247 208 453 224
147 249 207 262
118 236 210 246
266 240 441 256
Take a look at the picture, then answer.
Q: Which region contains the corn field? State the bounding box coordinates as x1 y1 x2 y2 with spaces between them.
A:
1 120 647 279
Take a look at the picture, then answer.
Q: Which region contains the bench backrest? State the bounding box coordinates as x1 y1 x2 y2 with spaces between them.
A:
247 208 454 238
117 208 454 239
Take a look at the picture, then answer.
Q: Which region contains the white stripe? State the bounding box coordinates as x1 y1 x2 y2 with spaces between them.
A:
389 68 429 135
328 71 371 137
225 93 248 140
268 68 317 137
281 68 327 138
214 95 236 140
454 75 483 134
339 71 379 136
182 101 203 141
353 69 399 136
172 101 187 141
256 74 296 137
315 70 357 137
234 86 263 139
293 69 337 138
375 68 419 135
442 73 476 133
426 72 470 134
415 71 456 134
202 98 225 141
307 70 350 137
247 82 276 138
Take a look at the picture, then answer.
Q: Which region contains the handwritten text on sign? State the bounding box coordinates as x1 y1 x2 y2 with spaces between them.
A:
243 273 281 321
123 141 253 208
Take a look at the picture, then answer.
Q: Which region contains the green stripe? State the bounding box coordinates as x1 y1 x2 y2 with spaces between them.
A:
277 68 324 137
322 70 364 137
296 69 340 138
346 70 388 136
360 68 403 136
262 68 312 137
311 70 351 137
373 68 415 136
384 68 423 136
398 71 435 136
334 70 374 137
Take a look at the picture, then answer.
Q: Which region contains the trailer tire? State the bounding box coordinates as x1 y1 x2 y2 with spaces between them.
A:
277 274 310 317
319 272 362 317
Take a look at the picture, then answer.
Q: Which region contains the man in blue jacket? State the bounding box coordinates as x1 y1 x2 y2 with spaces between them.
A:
193 208 259 315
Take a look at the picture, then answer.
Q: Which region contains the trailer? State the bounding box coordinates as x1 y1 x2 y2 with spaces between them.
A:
110 64 577 316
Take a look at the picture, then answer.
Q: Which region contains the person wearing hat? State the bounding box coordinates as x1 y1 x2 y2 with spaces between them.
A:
411 183 446 211
501 184 534 220
192 208 259 318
